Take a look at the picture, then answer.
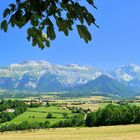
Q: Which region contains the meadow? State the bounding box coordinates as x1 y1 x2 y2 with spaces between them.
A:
0 124 140 140
1 106 74 126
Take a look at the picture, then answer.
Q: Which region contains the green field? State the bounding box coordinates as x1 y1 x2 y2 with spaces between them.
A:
1 106 74 126
0 124 140 140
131 102 140 106
98 103 111 108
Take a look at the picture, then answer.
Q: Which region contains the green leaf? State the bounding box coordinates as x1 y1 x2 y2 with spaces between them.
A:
26 36 31 41
1 20 8 32
84 13 96 26
3 8 10 18
77 25 92 43
9 4 16 11
86 0 97 9
31 19 38 26
31 16 39 26
9 15 16 27
87 0 93 5
32 38 37 46
46 40 50 47
37 36 44 49
47 26 56 40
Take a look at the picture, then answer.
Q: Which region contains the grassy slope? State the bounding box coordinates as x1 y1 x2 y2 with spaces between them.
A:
1 106 73 126
0 124 140 140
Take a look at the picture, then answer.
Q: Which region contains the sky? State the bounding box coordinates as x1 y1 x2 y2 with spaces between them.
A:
0 0 140 70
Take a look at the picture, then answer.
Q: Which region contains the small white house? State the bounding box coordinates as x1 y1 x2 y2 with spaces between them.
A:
5 109 15 113
42 102 47 106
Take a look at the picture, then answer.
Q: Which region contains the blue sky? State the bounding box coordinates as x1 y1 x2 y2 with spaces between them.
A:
0 0 140 70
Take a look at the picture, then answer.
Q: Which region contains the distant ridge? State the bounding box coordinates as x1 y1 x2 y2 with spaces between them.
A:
0 60 139 97
72 75 134 97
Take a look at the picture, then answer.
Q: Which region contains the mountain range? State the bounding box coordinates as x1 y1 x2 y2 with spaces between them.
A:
0 60 140 97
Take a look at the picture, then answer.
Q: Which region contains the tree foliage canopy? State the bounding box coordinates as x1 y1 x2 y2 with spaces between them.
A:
1 0 98 49
85 104 140 127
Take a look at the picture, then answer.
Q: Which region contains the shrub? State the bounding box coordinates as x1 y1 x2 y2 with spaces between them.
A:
46 113 53 119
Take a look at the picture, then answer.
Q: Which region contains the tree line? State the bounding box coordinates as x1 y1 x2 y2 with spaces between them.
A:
52 104 140 128
85 104 140 127
0 100 27 123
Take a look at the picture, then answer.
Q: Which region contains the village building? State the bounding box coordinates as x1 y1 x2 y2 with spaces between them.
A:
5 109 15 113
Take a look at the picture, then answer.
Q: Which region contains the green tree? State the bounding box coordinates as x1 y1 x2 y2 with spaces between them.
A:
18 121 30 130
85 112 97 127
44 121 50 128
85 104 140 127
1 0 98 49
62 112 68 118
46 112 53 118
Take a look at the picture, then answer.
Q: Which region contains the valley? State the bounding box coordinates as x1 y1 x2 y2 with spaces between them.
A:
0 61 140 139
0 92 140 139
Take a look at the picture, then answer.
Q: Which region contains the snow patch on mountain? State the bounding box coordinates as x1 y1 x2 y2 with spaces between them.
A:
0 60 140 92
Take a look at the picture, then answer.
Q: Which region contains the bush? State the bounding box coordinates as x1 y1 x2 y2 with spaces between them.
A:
62 113 68 119
46 113 53 119
53 114 85 128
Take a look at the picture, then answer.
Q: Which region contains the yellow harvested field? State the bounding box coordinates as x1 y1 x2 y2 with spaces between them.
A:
68 103 98 110
0 124 140 140
81 96 109 101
